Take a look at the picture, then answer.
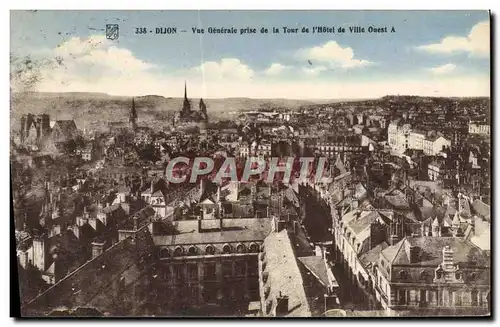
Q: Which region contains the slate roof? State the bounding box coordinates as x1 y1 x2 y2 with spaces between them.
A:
297 256 338 288
261 229 312 317
472 200 490 222
381 236 488 267
152 217 272 246
27 228 155 312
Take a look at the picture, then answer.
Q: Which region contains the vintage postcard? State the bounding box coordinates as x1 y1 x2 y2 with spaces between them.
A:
10 10 491 318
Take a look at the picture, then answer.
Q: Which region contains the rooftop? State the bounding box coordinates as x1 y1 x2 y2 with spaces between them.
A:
152 217 272 246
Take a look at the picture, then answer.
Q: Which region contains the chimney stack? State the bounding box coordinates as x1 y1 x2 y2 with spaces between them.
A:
276 292 289 316
442 246 454 271
133 215 139 231
91 240 105 259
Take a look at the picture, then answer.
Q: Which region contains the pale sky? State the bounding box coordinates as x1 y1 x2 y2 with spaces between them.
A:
10 10 490 99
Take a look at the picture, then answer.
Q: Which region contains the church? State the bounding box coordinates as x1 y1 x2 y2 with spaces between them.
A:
178 82 209 123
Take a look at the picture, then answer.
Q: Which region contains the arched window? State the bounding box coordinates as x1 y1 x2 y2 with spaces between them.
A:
249 243 259 253
159 248 170 258
222 244 232 254
236 243 246 253
174 246 184 257
205 245 215 255
455 271 462 280
188 246 197 256
435 268 443 279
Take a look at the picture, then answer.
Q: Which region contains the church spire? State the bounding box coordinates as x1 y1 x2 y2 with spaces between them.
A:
130 97 137 119
184 80 187 100
129 97 137 130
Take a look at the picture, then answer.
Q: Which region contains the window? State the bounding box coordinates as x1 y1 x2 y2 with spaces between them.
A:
249 243 259 253
471 290 478 306
236 244 246 253
174 265 185 280
159 248 170 258
174 247 184 257
204 263 216 280
222 261 233 277
223 244 232 254
398 289 407 305
235 260 246 276
205 245 215 255
188 264 198 280
188 246 198 256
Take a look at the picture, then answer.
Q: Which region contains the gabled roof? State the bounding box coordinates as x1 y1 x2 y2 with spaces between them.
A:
298 256 337 289
381 236 489 268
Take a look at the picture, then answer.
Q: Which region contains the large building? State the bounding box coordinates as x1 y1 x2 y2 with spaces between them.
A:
373 237 490 316
179 82 208 123
388 120 451 156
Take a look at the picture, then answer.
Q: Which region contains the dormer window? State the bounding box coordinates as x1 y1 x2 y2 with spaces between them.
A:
249 243 259 253
174 246 184 257
399 270 408 280
222 244 232 254
188 246 197 256
159 248 170 258
236 243 246 253
435 268 443 279
205 245 215 255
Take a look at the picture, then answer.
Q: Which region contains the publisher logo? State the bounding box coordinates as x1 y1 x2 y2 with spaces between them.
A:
106 24 119 40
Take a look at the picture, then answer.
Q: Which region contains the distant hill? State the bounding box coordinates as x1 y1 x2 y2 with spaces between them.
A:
10 92 323 133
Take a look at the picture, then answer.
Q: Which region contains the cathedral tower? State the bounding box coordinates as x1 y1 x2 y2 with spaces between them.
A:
130 97 138 130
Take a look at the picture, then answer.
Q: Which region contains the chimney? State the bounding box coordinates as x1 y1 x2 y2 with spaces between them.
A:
91 240 105 259
276 293 289 316
324 290 339 311
199 178 205 200
389 234 400 246
216 184 221 203
133 215 139 231
405 240 419 263
442 246 454 271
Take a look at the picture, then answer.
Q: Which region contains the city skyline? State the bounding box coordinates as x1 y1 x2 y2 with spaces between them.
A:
11 10 490 99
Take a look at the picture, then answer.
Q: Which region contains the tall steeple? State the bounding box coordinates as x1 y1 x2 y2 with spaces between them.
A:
199 98 208 122
182 81 191 118
129 97 137 130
